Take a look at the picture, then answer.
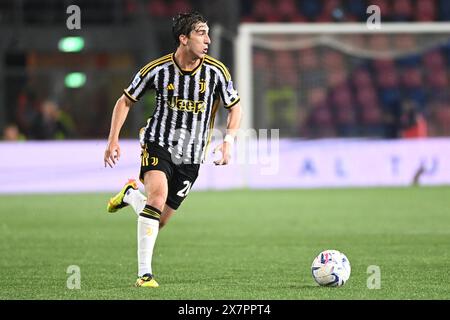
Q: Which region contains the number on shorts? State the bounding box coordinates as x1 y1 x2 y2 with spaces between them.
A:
177 181 192 197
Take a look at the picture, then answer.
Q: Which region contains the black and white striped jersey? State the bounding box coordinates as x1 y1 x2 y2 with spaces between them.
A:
124 53 240 164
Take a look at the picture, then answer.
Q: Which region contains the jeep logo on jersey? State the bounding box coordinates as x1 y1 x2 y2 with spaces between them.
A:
168 97 206 114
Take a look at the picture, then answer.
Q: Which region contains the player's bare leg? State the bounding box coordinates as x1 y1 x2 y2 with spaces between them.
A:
135 170 167 288
159 205 176 229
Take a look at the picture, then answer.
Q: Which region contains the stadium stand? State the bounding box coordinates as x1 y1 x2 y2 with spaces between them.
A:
1 0 449 139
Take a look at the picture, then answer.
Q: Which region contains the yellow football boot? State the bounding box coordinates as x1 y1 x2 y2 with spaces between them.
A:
135 274 159 288
107 179 138 213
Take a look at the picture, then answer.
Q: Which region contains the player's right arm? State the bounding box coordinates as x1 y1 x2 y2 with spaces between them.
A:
104 94 134 168
104 56 161 167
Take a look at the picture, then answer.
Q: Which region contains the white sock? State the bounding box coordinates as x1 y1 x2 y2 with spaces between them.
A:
124 189 146 216
137 213 160 277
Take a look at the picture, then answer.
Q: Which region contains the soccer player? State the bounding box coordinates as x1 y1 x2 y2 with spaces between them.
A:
103 12 242 288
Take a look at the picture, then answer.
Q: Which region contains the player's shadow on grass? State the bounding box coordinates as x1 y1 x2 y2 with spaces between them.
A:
281 283 318 290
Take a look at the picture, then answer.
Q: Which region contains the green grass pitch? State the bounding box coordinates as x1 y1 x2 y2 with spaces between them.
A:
1 187 449 299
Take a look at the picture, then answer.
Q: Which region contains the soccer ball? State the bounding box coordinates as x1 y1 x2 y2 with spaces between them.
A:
311 249 351 287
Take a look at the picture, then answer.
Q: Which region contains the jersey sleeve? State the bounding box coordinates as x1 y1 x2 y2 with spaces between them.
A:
123 63 157 102
216 65 240 109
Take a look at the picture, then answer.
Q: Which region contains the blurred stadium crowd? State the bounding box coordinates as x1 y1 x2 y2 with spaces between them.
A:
1 0 449 140
253 36 450 138
1 0 448 23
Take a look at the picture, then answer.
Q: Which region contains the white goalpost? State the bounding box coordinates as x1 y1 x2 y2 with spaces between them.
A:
235 23 450 132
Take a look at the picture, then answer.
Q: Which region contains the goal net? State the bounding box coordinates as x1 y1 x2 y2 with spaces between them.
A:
235 23 450 138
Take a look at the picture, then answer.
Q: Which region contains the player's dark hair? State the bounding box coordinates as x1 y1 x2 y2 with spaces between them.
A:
172 12 207 46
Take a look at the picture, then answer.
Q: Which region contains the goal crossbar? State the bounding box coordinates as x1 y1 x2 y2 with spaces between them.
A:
235 23 450 130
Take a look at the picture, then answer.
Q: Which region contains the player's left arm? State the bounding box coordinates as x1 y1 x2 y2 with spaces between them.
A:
214 102 242 165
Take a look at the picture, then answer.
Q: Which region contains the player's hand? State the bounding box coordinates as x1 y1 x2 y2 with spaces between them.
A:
104 141 121 168
213 142 231 165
